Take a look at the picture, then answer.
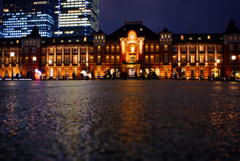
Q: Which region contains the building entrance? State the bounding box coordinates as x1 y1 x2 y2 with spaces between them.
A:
128 69 135 77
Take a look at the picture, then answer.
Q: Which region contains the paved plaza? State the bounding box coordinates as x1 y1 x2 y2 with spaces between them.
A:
0 80 240 161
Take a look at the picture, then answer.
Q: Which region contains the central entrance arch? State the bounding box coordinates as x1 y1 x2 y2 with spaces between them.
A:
26 71 34 79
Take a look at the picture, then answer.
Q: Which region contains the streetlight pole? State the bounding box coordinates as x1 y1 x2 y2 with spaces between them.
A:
232 55 236 81
10 52 15 80
217 59 220 81
33 56 37 80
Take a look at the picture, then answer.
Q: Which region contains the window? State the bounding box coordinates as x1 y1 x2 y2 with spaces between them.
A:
208 46 213 52
181 47 186 52
32 48 36 53
57 48 61 53
198 37 202 40
5 57 9 64
90 47 94 53
130 55 135 62
150 44 154 52
181 35 184 40
116 56 120 64
65 56 69 64
83 37 87 42
116 45 120 52
209 55 213 62
41 56 46 64
172 55 177 63
168 35 171 38
189 37 193 40
140 28 143 31
26 41 28 44
97 46 101 52
106 56 109 63
164 53 168 63
229 45 233 51
81 48 85 53
57 56 61 64
89 56 93 63
97 55 101 63
81 56 85 63
164 68 168 76
25 57 28 64
190 46 195 52
172 46 177 52
49 56 53 64
229 37 232 40
42 48 46 54
106 45 110 52
218 46 222 52
207 35 210 40
145 56 149 63
111 45 115 52
234 37 237 40
199 46 204 52
200 69 204 76
130 46 135 53
145 44 149 52
190 55 195 63
181 55 186 63
156 55 160 63
200 55 204 63
49 48 53 54
165 35 167 38
73 48 77 53
101 36 104 39
156 44 159 52
164 45 168 51
65 48 69 53
150 55 154 63
111 56 114 63
25 48 29 53
73 56 77 64
218 55 222 62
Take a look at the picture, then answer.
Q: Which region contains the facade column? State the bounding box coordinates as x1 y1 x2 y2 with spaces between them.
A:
205 46 208 62
70 47 72 63
54 47 56 63
196 45 199 62
178 46 181 66
46 48 49 64
86 47 89 67
62 47 64 64
78 47 81 64
187 45 189 62
214 45 217 62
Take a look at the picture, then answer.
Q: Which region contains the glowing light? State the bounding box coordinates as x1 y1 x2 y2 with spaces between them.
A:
35 69 42 79
217 59 220 63
232 55 236 60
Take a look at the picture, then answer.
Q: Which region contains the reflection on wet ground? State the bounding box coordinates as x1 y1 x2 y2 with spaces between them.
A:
0 80 240 160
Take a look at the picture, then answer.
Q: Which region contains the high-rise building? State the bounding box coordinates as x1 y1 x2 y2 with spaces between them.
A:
54 0 99 37
2 0 55 38
0 17 3 38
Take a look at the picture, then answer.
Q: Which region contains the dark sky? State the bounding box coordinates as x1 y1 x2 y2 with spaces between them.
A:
1 0 240 35
99 0 240 35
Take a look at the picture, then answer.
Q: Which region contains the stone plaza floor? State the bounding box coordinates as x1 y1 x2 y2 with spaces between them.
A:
0 80 240 161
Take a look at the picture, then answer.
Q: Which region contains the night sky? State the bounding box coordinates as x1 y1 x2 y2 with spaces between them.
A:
1 0 240 35
99 0 240 35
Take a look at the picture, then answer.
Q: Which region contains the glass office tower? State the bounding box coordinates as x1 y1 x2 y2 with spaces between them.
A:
54 0 99 37
0 17 3 38
2 0 55 38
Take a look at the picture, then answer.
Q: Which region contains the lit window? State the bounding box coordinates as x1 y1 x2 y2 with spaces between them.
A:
116 56 120 64
68 40 72 42
199 46 204 52
189 37 193 40
97 55 101 63
161 35 164 39
145 44 149 52
234 37 237 40
84 37 87 42
164 45 168 51
106 56 109 63
200 55 204 63
49 56 53 64
168 35 171 38
190 46 195 52
190 55 195 63
229 37 232 40
198 37 202 40
111 45 115 52
165 35 167 38
150 44 154 52
172 55 177 63
90 47 94 53
131 47 135 53
98 46 101 52
101 36 104 39
26 41 28 44
89 56 94 63
181 47 186 52
209 55 213 62
207 35 210 40
57 56 61 64
156 45 159 52
57 48 61 53
181 55 186 63
145 56 149 63
16 40 19 44
208 46 213 52
140 28 143 31
73 56 77 64
181 35 184 40
218 46 222 52
60 40 64 43
111 56 114 63
42 48 46 54
76 39 79 42
116 45 120 52
106 46 110 52
150 55 154 63
81 56 85 63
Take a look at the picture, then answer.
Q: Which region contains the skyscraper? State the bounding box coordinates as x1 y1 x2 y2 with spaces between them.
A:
0 17 3 38
54 0 99 37
2 0 55 38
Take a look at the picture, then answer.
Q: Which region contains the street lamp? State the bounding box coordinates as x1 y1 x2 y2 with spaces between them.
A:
217 59 220 81
33 56 36 80
232 55 236 80
10 52 15 80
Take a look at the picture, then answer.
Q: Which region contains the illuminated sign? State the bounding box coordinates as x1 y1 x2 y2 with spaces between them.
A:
35 69 42 79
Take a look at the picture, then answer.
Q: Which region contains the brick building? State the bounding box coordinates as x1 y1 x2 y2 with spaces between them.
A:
0 19 240 80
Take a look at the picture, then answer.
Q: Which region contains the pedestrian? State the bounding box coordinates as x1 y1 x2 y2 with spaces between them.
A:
135 72 137 80
147 74 150 81
16 73 19 79
113 72 116 80
142 73 145 80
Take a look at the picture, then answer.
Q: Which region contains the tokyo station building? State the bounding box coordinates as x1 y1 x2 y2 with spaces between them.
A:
0 19 240 80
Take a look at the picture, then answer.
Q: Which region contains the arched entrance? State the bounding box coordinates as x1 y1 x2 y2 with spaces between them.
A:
26 71 34 79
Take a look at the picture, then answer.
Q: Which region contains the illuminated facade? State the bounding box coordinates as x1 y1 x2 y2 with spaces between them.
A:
0 16 3 38
2 0 55 38
0 20 240 80
54 0 99 37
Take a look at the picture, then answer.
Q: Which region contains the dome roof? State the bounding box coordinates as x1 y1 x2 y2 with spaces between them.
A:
162 27 169 32
224 19 240 34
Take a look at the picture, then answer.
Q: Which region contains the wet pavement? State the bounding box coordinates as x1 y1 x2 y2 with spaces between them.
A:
0 80 240 161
